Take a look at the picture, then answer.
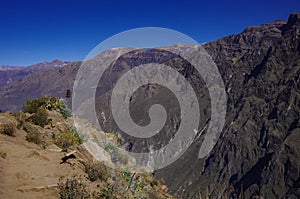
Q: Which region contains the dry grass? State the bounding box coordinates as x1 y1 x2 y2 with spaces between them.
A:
23 122 42 145
58 176 90 199
81 161 109 182
0 123 15 136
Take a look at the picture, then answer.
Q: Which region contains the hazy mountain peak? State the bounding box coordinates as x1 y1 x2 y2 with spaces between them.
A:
0 60 69 88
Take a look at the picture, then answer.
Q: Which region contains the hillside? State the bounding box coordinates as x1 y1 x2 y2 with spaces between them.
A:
0 97 174 198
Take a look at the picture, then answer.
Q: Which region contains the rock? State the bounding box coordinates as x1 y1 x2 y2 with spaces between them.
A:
161 185 168 192
60 150 76 164
46 144 62 152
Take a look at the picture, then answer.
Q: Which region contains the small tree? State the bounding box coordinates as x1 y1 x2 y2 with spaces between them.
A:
66 89 71 98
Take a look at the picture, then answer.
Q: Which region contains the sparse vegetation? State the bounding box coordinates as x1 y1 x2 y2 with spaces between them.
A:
107 131 123 146
0 96 175 199
98 182 114 199
58 167 173 199
23 122 42 145
58 98 72 118
121 168 132 182
15 112 27 129
55 127 82 149
58 176 115 199
82 161 109 182
22 96 72 118
103 142 117 155
103 142 128 165
58 176 90 199
0 123 15 136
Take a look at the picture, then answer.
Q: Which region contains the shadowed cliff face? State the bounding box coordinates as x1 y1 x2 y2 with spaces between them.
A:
175 13 300 198
92 48 210 155
0 13 299 198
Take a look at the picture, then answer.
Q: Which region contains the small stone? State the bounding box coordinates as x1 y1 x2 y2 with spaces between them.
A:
161 185 168 192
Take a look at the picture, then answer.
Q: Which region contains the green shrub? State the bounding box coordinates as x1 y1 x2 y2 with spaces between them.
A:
121 168 132 182
0 123 15 136
22 96 51 113
58 98 72 118
29 108 48 127
55 127 82 149
22 96 72 118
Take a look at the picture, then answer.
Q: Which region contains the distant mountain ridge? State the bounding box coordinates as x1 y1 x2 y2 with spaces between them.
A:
0 60 69 88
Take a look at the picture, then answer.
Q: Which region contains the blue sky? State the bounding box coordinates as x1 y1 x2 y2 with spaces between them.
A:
1 0 299 66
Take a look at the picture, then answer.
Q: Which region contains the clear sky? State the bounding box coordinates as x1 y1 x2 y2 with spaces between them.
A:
1 0 299 66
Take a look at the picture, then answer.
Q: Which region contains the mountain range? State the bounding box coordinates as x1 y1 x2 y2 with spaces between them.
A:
0 13 299 198
0 60 69 88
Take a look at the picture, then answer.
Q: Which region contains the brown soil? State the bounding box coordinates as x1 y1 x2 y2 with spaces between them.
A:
0 113 91 199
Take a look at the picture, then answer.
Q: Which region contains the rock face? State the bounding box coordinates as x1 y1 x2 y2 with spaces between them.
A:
210 13 300 198
164 13 300 198
0 13 299 198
